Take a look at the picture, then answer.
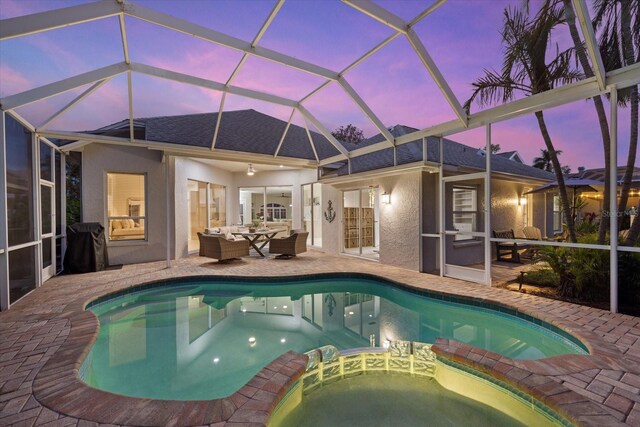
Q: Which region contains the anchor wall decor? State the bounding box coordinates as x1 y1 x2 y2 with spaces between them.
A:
324 200 336 223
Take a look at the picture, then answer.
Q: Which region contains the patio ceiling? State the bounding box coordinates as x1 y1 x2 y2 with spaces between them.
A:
1 0 639 166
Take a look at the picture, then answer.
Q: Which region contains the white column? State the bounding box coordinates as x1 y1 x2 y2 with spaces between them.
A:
0 112 9 310
484 124 492 285
438 136 445 276
165 154 172 268
60 153 67 265
33 134 42 288
609 88 618 313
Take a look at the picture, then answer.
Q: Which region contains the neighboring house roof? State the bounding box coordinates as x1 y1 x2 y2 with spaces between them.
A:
334 126 555 181
496 150 524 163
59 110 343 161
569 166 640 185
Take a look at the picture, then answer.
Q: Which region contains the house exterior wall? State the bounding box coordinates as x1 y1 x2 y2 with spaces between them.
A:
82 144 168 265
421 173 548 269
327 171 421 271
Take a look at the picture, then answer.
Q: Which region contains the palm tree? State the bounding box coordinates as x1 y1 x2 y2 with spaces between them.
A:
593 0 640 246
464 2 582 242
532 148 563 171
560 0 613 244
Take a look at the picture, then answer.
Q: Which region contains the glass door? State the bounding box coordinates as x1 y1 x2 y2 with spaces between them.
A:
40 183 55 281
342 188 379 260
187 180 207 252
40 142 55 282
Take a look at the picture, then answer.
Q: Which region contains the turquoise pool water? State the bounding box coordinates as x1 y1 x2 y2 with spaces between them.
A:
84 276 587 400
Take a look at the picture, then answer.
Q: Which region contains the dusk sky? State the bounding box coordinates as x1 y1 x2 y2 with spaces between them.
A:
0 0 637 171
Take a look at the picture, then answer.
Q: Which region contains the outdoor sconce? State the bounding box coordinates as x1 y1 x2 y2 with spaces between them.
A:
246 164 255 176
519 196 527 206
381 191 391 205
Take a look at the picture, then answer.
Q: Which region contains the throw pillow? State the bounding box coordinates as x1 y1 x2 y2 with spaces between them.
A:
225 232 235 241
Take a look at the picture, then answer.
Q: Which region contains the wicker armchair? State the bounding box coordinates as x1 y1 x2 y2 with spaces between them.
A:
197 232 249 262
269 231 309 259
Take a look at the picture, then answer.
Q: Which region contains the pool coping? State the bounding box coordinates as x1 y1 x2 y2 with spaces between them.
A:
25 271 637 426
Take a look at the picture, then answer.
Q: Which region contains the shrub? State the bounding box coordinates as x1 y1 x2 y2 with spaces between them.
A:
532 233 640 305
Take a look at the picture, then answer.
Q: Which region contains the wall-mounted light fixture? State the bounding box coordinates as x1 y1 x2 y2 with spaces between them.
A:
381 191 391 205
518 196 527 206
247 164 255 176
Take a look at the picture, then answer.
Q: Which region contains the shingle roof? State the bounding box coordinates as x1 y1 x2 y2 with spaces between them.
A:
335 127 555 181
74 110 341 161
569 166 640 184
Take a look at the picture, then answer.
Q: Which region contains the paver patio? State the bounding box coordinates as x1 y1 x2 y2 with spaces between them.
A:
1 250 639 426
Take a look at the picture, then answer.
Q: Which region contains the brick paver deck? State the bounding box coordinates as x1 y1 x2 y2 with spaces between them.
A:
1 251 639 426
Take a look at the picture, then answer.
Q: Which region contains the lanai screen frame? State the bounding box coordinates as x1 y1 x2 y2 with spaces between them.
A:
0 0 638 312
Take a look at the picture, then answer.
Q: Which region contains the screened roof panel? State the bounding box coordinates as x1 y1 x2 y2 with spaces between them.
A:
277 111 316 161
131 73 222 120
0 0 633 167
258 0 395 71
134 0 276 42
230 56 328 100
13 85 91 128
305 115 342 160
301 82 377 145
0 0 93 19
222 94 294 125
0 17 123 97
47 74 129 132
345 36 457 130
372 0 430 21
414 0 592 114
125 16 244 83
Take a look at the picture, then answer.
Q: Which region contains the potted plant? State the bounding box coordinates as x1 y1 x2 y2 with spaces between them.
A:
250 219 260 233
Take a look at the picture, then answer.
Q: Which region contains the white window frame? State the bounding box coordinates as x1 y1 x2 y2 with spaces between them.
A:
106 172 148 243
452 186 478 241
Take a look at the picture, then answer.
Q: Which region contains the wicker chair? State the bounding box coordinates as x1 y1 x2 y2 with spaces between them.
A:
522 226 546 241
269 231 309 259
197 232 249 262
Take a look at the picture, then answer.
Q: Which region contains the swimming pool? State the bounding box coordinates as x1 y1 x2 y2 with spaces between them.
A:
83 274 587 400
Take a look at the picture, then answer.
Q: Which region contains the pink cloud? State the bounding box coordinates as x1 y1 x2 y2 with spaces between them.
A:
0 64 31 97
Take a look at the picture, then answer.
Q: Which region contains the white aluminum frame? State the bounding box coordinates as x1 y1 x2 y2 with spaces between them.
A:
0 0 638 312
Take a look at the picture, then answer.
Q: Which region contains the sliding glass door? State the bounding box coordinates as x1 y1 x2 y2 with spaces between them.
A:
342 188 379 260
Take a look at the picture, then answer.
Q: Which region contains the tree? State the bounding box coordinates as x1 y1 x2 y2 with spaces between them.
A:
533 148 563 171
465 2 582 242
332 124 364 145
490 143 501 153
593 0 640 246
560 0 614 244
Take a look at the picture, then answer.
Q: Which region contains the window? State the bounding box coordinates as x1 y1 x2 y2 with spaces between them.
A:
107 173 146 241
239 186 292 224
553 195 562 232
452 186 477 241
261 203 286 220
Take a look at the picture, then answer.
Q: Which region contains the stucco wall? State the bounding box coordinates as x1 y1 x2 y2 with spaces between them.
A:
320 184 341 254
82 144 168 265
327 172 421 271
421 174 548 268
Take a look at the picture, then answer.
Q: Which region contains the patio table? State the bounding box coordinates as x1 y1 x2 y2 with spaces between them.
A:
232 228 287 257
